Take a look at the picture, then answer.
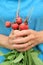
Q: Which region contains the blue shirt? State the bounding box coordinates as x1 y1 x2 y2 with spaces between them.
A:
0 0 43 63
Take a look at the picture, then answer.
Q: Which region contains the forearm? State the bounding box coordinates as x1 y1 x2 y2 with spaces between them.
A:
0 34 8 46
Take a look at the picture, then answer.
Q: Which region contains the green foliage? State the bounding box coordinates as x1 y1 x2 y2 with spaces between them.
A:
0 49 43 65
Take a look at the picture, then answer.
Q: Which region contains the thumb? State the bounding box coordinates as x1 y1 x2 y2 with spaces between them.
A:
9 30 19 39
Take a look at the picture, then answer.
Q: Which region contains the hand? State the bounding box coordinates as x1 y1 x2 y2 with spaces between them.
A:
0 35 16 50
9 30 21 43
9 29 43 51
8 30 22 50
0 33 22 50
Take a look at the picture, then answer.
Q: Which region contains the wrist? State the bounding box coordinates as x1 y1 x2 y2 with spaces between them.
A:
37 31 43 43
0 34 9 47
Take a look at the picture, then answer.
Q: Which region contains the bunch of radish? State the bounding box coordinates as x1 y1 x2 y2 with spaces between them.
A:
5 16 29 30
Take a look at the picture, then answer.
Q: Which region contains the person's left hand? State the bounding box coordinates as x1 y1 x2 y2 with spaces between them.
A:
9 29 43 52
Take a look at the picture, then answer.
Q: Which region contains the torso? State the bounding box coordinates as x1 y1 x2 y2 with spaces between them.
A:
0 0 43 63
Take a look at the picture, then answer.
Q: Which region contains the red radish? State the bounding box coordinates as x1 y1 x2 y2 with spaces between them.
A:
11 23 19 30
5 21 11 28
19 23 28 30
16 17 22 24
25 25 28 29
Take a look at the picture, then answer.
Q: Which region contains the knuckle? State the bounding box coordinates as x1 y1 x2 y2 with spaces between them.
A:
32 34 35 39
24 44 27 48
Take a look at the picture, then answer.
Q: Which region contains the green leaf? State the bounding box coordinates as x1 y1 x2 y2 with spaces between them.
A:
13 53 24 63
27 51 32 65
31 52 43 65
1 49 40 65
29 54 32 65
7 55 15 60
0 61 12 65
3 51 15 58
23 52 27 65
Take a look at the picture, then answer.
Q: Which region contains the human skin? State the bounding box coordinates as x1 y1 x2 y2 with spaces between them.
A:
0 29 43 51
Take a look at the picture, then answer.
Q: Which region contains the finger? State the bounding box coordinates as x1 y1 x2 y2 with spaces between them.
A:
9 37 23 44
9 30 14 36
9 39 35 50
16 40 37 52
9 39 37 50
12 43 29 49
17 42 38 52
9 30 19 39
13 39 36 49
14 29 36 37
9 30 14 39
10 30 20 39
14 30 31 37
11 34 35 44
